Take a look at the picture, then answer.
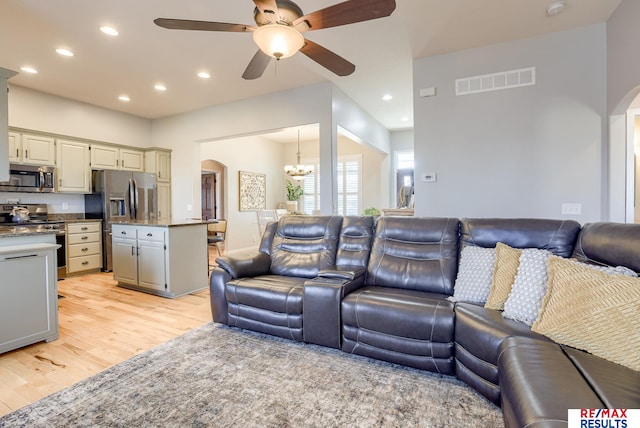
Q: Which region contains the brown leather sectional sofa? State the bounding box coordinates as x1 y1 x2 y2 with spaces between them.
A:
209 216 640 427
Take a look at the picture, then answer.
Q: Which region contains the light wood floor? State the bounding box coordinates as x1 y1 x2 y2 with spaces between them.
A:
0 269 213 417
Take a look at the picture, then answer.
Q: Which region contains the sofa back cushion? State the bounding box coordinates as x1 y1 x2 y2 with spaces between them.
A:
460 218 581 256
366 217 459 294
259 221 278 255
572 222 640 273
270 215 343 278
336 216 375 269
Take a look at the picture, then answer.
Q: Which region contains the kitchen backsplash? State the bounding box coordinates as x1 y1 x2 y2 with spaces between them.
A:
0 192 85 213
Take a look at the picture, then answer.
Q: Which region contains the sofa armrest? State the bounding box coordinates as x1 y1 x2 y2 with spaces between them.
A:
303 275 366 349
209 267 232 324
317 266 366 281
215 252 271 278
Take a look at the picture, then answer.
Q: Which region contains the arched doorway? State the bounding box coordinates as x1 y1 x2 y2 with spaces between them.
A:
201 160 226 220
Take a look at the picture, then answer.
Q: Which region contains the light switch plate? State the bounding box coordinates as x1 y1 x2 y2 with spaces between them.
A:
421 172 437 182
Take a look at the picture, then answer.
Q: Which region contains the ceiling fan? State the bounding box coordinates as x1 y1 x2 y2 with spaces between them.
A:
154 0 396 80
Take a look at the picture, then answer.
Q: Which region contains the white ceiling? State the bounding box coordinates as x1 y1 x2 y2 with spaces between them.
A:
0 0 621 133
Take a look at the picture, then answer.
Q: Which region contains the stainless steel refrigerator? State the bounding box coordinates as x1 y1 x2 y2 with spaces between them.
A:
85 170 157 271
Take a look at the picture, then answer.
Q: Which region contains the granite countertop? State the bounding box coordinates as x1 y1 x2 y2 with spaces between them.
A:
0 227 58 238
62 218 102 223
110 219 211 228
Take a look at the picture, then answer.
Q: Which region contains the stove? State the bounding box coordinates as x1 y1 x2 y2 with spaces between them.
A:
0 203 63 230
0 203 67 278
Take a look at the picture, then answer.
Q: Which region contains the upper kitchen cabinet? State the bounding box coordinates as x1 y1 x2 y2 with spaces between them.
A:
8 132 20 163
56 139 90 193
10 133 56 166
144 149 171 183
90 144 144 172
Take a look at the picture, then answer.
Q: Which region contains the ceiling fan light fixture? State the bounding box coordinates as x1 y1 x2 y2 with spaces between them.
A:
253 24 304 59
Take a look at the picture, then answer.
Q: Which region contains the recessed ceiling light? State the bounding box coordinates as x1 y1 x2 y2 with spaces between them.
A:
100 26 119 36
198 71 211 79
382 94 393 101
400 117 409 122
56 48 74 57
154 84 167 91
118 95 130 102
20 66 38 74
546 1 566 16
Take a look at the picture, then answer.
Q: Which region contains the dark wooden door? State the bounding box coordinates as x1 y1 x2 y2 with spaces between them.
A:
201 173 216 220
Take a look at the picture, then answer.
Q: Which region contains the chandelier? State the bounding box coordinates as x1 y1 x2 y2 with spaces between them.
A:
284 129 313 180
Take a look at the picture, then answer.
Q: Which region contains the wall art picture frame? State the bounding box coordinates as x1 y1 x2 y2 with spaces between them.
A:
239 171 266 211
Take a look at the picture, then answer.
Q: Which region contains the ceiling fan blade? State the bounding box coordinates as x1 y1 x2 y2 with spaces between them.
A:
253 0 280 18
154 18 254 32
293 0 396 31
299 39 355 77
242 50 272 80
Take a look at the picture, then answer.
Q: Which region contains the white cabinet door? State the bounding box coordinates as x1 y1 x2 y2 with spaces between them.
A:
21 134 56 166
8 132 20 163
112 237 138 285
138 239 166 291
119 148 144 172
91 144 119 170
145 150 171 182
0 253 49 346
157 182 171 222
92 145 144 171
0 243 59 354
56 139 90 193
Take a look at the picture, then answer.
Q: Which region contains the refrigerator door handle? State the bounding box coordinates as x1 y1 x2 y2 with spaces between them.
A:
128 178 137 219
133 178 139 219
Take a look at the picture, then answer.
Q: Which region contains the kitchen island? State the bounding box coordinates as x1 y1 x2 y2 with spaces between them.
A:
111 221 208 298
0 230 60 354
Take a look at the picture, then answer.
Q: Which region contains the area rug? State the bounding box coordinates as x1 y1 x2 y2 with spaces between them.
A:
0 323 503 427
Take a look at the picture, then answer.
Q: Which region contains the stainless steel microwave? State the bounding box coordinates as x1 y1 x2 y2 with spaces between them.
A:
0 164 56 192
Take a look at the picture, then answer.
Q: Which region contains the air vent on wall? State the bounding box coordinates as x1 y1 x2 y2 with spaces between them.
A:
455 67 535 96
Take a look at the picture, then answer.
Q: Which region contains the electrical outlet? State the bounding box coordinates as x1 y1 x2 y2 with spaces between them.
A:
6 198 19 204
561 203 582 215
62 202 69 210
186 204 193 211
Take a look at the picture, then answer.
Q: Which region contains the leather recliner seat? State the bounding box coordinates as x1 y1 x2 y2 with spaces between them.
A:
341 217 459 374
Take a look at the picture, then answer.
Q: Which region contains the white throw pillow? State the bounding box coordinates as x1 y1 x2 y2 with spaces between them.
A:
502 249 552 325
449 246 496 304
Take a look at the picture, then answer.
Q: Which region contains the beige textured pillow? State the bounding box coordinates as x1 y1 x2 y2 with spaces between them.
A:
532 256 640 372
484 242 522 310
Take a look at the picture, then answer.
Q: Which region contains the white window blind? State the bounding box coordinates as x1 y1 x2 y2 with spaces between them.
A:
299 155 361 215
337 155 361 216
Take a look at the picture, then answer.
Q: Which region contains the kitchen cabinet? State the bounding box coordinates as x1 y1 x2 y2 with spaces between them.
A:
112 225 166 293
8 133 56 166
8 131 20 163
112 223 207 298
66 221 102 275
56 139 91 193
144 149 171 182
90 144 144 172
0 239 59 354
157 182 171 222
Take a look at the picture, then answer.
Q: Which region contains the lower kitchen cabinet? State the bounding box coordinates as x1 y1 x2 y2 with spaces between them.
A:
0 239 59 354
66 221 102 276
111 223 207 298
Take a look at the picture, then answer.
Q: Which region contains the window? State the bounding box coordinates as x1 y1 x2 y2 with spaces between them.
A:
301 163 320 215
300 155 362 215
337 155 361 216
